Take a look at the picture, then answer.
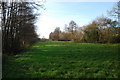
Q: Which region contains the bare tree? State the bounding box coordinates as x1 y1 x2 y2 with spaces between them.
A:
1 1 43 55
108 1 120 26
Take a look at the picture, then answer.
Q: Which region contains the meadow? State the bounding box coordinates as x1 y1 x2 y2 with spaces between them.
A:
3 41 120 78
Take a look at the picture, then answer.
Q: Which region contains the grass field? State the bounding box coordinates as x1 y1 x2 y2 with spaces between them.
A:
3 41 120 78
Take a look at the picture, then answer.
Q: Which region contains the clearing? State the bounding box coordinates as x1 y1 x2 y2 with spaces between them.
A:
3 41 120 78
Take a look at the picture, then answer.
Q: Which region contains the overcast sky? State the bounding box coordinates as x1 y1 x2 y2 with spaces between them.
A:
35 1 116 38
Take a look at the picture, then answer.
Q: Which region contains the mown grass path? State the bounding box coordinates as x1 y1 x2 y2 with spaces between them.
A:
3 41 120 78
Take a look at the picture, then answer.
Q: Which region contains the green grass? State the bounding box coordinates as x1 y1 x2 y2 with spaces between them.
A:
3 41 120 78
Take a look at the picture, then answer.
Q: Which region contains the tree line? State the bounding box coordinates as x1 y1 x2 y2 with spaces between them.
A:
0 1 43 55
49 18 119 43
49 2 120 43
